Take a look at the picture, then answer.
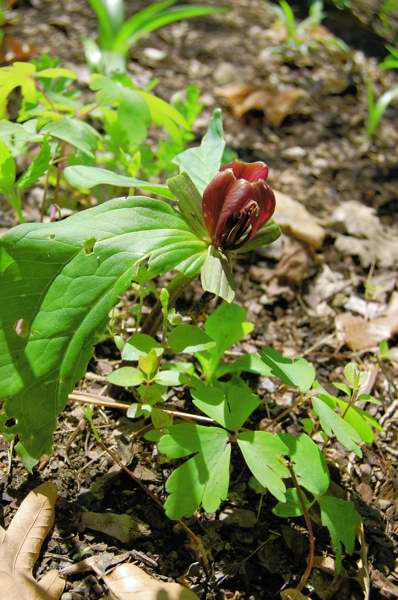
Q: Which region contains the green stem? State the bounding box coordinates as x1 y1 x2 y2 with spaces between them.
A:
141 272 195 336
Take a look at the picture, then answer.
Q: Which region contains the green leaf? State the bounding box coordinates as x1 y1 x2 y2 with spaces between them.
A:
122 333 163 361
168 324 215 353
205 303 254 357
136 90 188 140
0 196 206 458
37 68 77 80
236 220 281 253
335 397 381 444
0 62 37 117
312 396 362 457
154 369 182 386
260 347 316 392
281 433 329 497
191 379 260 430
319 496 361 573
200 246 235 302
215 352 272 378
237 431 289 502
167 172 207 238
0 120 39 153
17 138 51 190
127 403 144 418
0 139 16 193
174 108 225 194
159 423 231 518
107 366 145 387
64 165 173 199
42 118 100 157
273 487 310 518
151 407 173 429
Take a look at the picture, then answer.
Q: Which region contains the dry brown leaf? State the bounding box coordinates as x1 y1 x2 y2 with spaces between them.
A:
216 83 305 126
274 190 326 248
335 291 398 351
103 563 199 600
0 482 64 600
80 511 150 544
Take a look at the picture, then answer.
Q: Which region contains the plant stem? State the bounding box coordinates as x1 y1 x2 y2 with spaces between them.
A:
85 411 211 574
69 390 215 424
141 272 194 336
288 464 315 592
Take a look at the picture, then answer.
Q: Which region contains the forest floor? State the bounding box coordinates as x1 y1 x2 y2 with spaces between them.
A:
0 1 397 598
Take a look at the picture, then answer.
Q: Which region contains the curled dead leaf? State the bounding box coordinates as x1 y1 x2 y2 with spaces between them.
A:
0 481 64 600
335 292 398 351
103 563 199 600
280 589 310 600
216 83 306 126
80 511 150 544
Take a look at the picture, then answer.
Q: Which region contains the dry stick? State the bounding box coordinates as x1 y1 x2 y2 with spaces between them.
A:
69 391 215 425
87 421 211 575
288 464 315 592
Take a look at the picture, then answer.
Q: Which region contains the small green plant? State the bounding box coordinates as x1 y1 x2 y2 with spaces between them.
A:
276 0 325 48
380 44 398 69
84 0 226 73
0 57 202 221
366 77 398 138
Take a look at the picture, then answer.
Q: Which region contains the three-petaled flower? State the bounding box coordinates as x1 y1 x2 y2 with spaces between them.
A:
202 160 276 252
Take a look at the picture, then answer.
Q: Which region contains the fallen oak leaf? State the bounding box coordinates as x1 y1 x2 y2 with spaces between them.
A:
0 481 64 600
102 562 199 600
274 190 326 248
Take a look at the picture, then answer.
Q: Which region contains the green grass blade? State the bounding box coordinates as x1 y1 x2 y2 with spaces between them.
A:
114 5 226 54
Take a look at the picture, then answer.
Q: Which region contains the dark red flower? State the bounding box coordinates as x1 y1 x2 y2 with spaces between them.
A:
202 160 275 251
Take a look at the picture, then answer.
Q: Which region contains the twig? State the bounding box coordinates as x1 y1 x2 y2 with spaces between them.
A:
288 464 315 592
85 417 211 575
68 390 215 424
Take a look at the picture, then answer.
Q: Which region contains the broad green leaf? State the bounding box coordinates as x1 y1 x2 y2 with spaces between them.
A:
204 302 253 356
215 352 273 378
312 396 362 457
237 431 289 502
127 403 144 418
136 90 188 140
167 172 207 238
0 139 16 193
64 165 173 199
200 246 235 303
159 423 230 518
319 496 361 573
122 333 163 361
151 407 173 429
280 433 329 497
0 196 206 458
273 487 311 518
138 349 160 379
37 68 77 80
0 120 40 153
174 108 225 194
107 366 145 387
17 138 51 190
168 324 215 353
42 118 100 157
260 347 316 392
191 379 260 430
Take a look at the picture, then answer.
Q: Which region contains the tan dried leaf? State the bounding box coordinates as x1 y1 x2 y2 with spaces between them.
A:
336 292 398 351
80 511 150 544
280 589 310 600
274 190 325 248
216 83 305 126
0 482 64 600
103 563 199 600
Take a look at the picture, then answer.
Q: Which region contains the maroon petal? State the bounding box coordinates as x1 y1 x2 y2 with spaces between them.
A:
221 160 269 182
202 169 236 239
250 181 276 237
214 179 254 247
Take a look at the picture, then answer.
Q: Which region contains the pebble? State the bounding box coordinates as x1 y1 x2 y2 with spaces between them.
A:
219 508 257 529
213 61 237 85
142 47 167 62
282 146 307 160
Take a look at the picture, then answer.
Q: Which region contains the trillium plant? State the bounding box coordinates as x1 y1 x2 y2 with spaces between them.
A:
0 110 381 586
